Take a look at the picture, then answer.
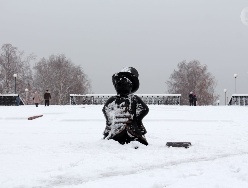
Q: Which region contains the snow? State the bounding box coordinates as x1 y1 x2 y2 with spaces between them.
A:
0 105 248 188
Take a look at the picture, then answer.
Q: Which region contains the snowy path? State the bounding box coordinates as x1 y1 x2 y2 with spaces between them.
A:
0 105 248 188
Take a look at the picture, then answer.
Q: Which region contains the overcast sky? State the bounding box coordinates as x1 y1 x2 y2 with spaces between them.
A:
1 0 248 104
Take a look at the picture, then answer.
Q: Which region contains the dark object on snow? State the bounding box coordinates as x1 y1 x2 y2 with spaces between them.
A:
166 142 192 148
102 67 149 146
28 115 43 120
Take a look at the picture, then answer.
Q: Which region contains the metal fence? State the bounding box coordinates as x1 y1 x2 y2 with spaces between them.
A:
0 94 24 106
228 94 248 106
70 94 181 105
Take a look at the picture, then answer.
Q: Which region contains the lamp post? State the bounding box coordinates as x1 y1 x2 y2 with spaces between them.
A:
13 74 17 94
224 89 227 105
25 88 28 105
234 74 238 94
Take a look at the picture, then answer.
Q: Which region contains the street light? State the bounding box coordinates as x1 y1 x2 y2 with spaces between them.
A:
224 89 227 105
25 88 29 105
234 74 238 94
13 74 17 94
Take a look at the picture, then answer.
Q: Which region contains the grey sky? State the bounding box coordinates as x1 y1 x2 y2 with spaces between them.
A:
1 0 248 104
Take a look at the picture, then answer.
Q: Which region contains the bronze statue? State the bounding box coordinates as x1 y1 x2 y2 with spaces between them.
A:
102 67 149 145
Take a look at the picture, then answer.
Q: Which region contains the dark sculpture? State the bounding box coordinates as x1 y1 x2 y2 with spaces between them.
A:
102 67 149 146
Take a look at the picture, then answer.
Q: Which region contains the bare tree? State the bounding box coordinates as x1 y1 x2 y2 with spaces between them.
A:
33 54 91 105
166 60 218 105
0 44 34 103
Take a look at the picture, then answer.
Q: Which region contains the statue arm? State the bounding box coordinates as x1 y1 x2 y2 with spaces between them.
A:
102 96 116 137
134 95 149 122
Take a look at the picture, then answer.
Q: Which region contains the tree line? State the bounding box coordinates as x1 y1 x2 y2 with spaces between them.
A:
0 43 218 106
0 44 91 105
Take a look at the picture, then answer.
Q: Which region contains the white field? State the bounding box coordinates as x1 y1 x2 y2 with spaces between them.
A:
0 105 248 188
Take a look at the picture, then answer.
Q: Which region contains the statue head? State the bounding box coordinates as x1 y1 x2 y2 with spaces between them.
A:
112 67 139 95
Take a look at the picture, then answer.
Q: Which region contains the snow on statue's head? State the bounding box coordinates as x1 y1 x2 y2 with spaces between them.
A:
112 67 139 95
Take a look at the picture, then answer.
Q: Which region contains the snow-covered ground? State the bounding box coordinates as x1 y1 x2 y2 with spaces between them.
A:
0 105 248 188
